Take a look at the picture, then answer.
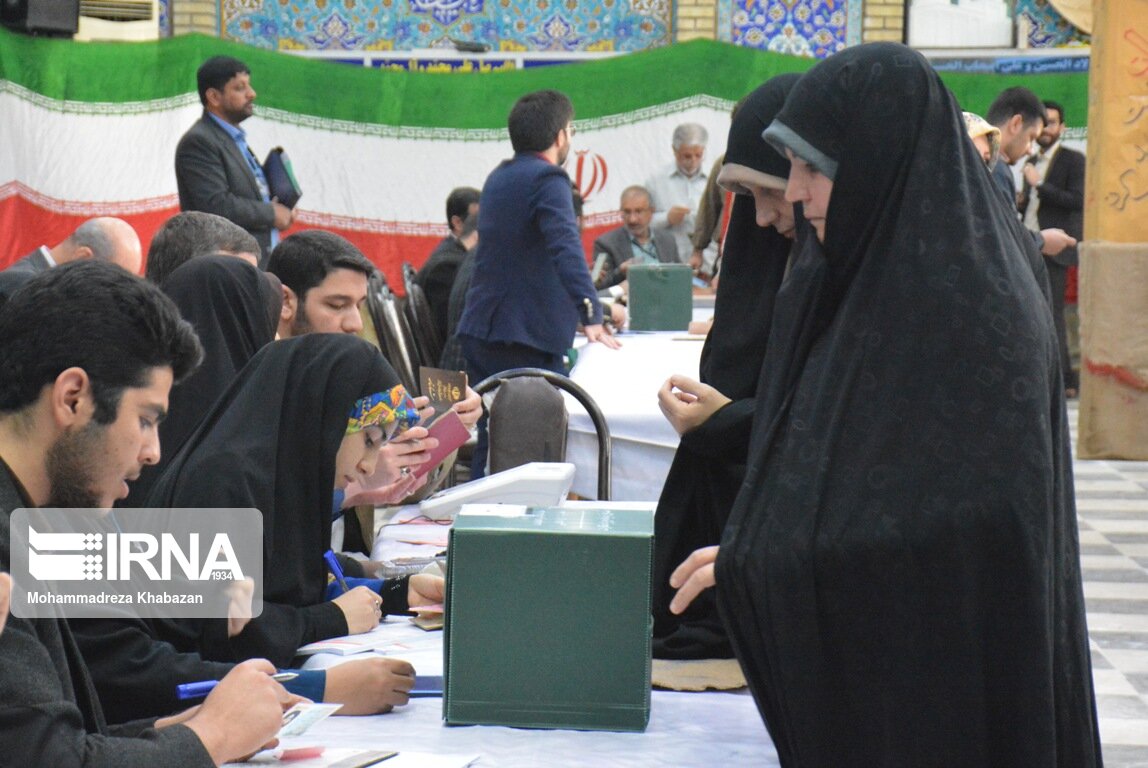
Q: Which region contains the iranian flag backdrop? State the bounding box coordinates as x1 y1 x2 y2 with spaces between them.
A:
0 29 1087 287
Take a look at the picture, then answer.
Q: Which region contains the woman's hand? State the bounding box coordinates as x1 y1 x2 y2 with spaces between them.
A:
669 546 719 615
407 573 445 610
658 375 731 435
451 386 483 429
343 471 427 508
332 585 382 634
410 395 434 425
225 578 255 638
342 426 436 507
325 657 415 715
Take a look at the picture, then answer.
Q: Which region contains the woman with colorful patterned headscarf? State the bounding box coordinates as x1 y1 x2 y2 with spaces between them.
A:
674 43 1099 765
145 334 435 667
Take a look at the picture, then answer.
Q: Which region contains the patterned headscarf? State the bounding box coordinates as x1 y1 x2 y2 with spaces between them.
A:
346 384 420 437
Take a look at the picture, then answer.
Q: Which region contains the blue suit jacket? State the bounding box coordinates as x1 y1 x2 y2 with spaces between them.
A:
458 153 603 357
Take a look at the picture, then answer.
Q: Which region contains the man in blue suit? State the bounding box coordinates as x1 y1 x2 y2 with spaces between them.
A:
458 89 619 476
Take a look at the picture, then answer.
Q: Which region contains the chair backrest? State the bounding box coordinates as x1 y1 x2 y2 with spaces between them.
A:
487 378 568 474
364 272 419 393
401 262 444 368
474 367 612 500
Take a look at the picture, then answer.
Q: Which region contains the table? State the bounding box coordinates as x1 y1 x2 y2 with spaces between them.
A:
564 331 705 501
299 618 775 768
351 505 778 767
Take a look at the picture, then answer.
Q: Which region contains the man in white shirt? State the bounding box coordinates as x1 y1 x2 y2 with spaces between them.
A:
645 123 715 276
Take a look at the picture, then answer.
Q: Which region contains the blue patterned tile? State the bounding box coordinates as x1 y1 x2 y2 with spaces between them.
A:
727 0 849 59
1016 0 1089 48
221 0 669 52
410 0 483 26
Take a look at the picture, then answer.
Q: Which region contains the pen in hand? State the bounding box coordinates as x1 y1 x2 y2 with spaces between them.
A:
324 549 350 594
177 672 298 700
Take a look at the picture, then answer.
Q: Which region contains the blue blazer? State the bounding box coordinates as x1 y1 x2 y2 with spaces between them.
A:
458 153 603 357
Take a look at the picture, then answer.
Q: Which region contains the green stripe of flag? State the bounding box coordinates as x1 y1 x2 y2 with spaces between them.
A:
0 27 1087 131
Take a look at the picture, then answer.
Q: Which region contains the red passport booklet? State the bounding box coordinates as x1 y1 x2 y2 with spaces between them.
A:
413 409 470 479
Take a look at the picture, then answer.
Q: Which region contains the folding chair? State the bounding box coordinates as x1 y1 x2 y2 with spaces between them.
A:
364 272 419 394
401 262 444 369
474 367 612 501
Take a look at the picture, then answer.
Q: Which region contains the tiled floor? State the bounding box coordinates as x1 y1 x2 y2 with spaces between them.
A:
1070 401 1148 767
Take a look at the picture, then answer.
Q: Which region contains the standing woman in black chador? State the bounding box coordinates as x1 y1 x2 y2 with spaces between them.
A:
652 73 802 660
672 43 1101 765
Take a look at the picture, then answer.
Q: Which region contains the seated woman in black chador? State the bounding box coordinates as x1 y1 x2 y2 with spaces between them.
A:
651 73 802 660
146 333 442 667
672 43 1101 766
121 255 282 508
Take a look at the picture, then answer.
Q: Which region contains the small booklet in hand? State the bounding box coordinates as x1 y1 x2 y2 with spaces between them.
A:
262 147 302 209
419 365 467 419
413 410 470 479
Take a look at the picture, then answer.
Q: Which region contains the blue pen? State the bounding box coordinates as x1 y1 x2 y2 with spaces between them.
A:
324 549 350 594
177 672 298 700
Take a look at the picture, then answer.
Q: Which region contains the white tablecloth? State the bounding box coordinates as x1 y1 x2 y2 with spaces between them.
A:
351 497 777 768
301 619 776 768
565 332 705 501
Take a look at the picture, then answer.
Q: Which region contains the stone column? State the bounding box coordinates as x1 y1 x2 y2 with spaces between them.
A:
1076 0 1148 458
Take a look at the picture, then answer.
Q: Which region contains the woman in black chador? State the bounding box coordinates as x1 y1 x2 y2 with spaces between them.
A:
673 43 1101 765
652 73 801 660
120 255 281 508
147 334 439 667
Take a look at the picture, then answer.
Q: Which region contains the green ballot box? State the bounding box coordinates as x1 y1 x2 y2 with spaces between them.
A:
627 263 692 331
443 506 653 732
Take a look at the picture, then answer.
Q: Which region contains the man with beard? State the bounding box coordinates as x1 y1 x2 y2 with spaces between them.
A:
646 123 714 274
0 260 299 766
266 229 481 514
267 229 378 340
1019 100 1085 398
458 89 619 477
175 56 294 264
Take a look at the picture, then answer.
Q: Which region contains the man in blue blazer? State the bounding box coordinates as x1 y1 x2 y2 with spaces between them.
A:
457 89 620 476
175 56 294 265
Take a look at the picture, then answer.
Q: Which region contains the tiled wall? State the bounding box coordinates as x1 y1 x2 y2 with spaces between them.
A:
180 0 1085 54
1016 0 1090 48
214 0 671 52
722 0 857 59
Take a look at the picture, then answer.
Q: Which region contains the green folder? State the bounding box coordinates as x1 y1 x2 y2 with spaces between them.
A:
443 506 653 732
627 263 692 331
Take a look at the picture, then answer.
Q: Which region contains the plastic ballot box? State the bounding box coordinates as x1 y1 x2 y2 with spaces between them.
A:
443 505 653 732
626 263 692 331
